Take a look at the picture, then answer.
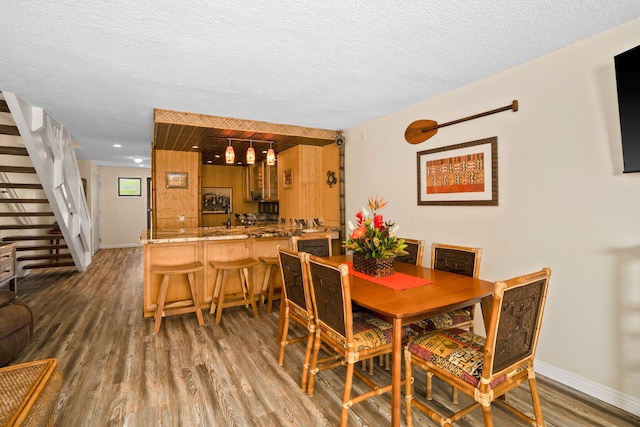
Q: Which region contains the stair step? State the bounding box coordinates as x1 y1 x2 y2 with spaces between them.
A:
0 212 54 217
0 183 43 189
3 234 65 241
16 244 68 251
23 261 76 270
0 124 19 136
0 100 9 113
0 224 57 230
17 253 73 262
0 166 36 174
0 146 29 156
0 198 49 204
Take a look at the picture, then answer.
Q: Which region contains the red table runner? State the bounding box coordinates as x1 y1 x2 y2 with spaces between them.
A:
346 262 433 290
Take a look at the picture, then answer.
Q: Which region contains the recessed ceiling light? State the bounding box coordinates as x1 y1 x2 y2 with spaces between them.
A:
133 158 143 163
113 144 122 148
214 154 220 158
192 145 199 149
207 160 212 164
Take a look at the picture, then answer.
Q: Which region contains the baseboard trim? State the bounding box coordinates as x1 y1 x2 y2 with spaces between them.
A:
99 243 142 249
536 360 640 417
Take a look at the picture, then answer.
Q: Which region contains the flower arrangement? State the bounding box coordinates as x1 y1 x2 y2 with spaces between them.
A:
343 196 408 259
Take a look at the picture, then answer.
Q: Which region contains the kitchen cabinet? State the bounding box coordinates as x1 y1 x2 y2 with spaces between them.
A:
243 161 278 202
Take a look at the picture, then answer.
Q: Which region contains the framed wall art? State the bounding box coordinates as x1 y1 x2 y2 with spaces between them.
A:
283 168 293 189
117 177 142 197
166 172 188 188
417 136 498 206
202 187 232 213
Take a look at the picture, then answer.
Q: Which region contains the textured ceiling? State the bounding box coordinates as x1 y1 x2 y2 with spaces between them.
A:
1 1 639 168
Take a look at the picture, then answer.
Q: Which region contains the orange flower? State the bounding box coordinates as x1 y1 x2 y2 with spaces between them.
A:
350 225 366 239
368 195 388 212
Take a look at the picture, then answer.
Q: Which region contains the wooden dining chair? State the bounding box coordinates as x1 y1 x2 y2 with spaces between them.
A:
404 268 551 427
394 238 425 266
305 254 416 427
291 232 332 257
409 243 482 402
414 243 483 333
276 247 316 391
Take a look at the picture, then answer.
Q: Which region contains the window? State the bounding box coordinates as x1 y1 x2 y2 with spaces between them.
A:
118 177 142 197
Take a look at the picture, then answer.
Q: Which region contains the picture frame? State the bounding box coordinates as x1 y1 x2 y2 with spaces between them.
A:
283 168 293 189
202 187 232 213
166 172 188 189
417 136 498 206
117 177 142 197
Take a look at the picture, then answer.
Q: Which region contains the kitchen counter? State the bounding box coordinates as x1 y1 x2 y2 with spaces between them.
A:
140 225 340 318
139 224 339 244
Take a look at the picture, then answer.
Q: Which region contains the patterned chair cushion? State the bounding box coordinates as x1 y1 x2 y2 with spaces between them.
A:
410 308 472 332
406 328 527 388
321 312 416 351
289 304 311 321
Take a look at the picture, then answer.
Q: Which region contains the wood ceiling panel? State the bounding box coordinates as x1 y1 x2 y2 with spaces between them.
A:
154 109 338 166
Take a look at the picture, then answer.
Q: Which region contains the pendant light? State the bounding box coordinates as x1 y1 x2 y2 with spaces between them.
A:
246 140 255 164
225 139 235 164
266 142 276 165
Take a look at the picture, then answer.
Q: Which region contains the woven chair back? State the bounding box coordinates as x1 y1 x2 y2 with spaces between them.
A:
277 248 312 314
395 238 424 265
307 256 348 338
432 244 482 278
487 268 551 375
292 233 332 257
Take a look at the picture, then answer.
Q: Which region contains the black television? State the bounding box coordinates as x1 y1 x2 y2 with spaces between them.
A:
615 44 640 173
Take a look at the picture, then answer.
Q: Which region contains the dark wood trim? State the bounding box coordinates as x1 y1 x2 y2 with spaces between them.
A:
0 100 10 113
0 124 19 136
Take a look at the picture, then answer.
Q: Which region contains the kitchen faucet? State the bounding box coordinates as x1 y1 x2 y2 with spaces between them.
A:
225 206 232 229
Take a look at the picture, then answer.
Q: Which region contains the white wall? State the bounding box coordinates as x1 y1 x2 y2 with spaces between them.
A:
99 166 151 248
344 19 640 415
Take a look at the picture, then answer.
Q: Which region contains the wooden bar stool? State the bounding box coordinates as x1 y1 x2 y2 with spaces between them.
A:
258 256 281 314
151 262 205 334
210 257 259 324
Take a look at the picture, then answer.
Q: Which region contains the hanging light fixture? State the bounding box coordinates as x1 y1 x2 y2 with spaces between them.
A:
266 141 276 165
225 139 235 164
246 140 255 164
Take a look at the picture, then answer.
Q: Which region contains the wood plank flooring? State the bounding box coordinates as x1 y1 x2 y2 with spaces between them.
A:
8 247 640 426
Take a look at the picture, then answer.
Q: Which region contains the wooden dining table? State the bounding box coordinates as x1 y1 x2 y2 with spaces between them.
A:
325 254 495 427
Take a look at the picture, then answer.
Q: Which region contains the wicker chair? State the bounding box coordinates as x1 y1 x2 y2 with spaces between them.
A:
305 255 416 427
394 238 425 266
276 247 316 391
291 232 332 257
413 243 482 333
411 243 482 402
404 268 551 427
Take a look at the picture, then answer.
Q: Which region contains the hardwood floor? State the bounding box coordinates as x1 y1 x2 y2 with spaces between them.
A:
9 247 640 426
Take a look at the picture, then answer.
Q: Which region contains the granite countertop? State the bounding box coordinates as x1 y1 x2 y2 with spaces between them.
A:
139 225 340 244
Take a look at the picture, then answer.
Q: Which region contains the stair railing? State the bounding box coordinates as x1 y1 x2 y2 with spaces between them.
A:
3 92 92 271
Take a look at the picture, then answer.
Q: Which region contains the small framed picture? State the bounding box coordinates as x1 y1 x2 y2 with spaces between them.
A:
202 187 232 213
166 172 188 188
283 168 293 189
118 177 142 197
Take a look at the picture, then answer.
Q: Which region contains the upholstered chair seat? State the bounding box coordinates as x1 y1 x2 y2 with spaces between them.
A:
411 308 473 332
320 311 415 351
406 329 527 389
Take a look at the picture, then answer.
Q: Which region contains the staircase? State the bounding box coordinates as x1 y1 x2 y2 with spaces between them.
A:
0 92 91 276
0 147 74 269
